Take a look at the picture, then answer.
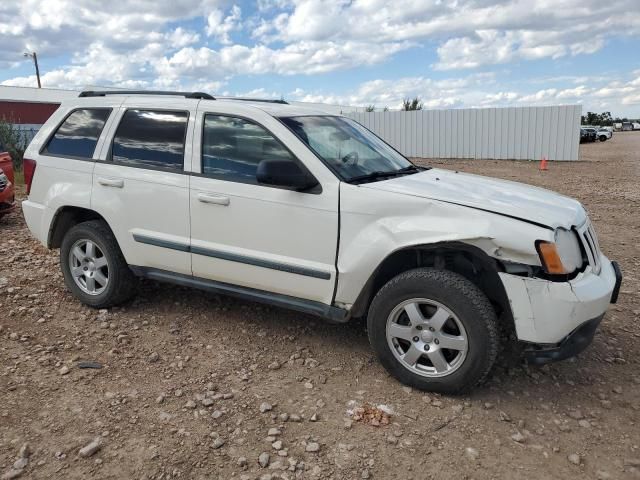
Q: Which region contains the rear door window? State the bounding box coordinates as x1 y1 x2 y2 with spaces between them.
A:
111 109 188 171
44 108 111 158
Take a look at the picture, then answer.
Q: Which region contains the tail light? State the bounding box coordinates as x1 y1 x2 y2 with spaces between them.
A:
23 158 37 195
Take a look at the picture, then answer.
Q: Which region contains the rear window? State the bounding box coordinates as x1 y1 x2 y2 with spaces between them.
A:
44 108 111 158
111 109 188 171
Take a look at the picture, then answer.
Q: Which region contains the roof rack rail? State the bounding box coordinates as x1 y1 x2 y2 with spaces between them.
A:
220 97 289 105
78 90 215 100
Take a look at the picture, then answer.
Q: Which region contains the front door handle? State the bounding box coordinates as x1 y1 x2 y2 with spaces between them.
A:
97 177 124 188
197 193 230 206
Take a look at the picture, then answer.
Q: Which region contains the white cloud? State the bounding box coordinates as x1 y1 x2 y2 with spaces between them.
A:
167 27 200 49
0 0 639 116
286 71 640 115
0 0 227 64
206 5 242 45
288 73 499 109
154 40 411 81
254 0 640 70
434 31 518 70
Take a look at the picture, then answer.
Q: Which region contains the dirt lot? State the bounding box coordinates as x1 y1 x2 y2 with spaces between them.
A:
1 132 639 480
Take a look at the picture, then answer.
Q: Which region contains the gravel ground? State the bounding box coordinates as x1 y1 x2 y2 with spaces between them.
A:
1 132 639 480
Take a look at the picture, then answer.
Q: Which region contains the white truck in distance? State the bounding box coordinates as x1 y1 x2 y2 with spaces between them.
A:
22 90 622 394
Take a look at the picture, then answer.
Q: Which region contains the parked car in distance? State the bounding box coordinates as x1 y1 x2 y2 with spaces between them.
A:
580 128 596 143
597 128 612 142
21 90 622 394
0 146 16 217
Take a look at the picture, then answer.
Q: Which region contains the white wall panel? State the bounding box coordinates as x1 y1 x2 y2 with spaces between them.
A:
347 104 581 161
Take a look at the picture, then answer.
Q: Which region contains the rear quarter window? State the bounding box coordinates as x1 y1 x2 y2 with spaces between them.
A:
43 108 111 158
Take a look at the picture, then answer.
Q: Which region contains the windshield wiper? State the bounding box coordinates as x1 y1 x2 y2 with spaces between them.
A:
395 165 422 173
347 164 422 184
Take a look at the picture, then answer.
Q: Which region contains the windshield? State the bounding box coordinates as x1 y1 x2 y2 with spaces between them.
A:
280 116 418 182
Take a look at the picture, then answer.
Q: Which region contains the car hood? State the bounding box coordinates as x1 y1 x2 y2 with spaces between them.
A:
363 168 586 229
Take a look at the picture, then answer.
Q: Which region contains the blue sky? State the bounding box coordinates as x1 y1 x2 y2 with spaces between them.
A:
1 0 639 117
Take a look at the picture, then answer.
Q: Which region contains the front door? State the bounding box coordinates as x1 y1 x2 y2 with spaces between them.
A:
189 109 339 304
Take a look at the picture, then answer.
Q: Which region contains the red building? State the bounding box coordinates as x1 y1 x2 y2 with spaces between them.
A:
0 85 78 130
0 86 78 140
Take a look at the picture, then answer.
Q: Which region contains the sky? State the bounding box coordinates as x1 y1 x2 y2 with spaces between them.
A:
1 0 640 117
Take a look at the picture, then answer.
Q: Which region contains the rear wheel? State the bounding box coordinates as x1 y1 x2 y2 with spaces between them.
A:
367 268 499 394
599 135 607 142
60 220 137 308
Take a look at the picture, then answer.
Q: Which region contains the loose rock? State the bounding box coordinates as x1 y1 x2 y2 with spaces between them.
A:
212 437 225 449
567 453 581 465
306 442 320 452
465 447 479 461
79 437 103 458
258 452 270 468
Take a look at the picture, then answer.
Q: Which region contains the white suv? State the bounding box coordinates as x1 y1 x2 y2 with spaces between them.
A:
597 127 613 142
22 90 622 393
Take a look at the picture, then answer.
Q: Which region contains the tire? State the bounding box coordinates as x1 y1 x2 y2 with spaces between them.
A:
367 268 499 394
60 220 137 308
599 135 607 142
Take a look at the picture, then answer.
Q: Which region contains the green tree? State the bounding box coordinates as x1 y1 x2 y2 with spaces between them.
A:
599 111 612 126
0 117 28 171
365 105 375 112
585 111 600 125
402 97 423 111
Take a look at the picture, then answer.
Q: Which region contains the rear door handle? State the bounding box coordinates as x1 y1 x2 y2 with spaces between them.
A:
97 177 124 188
197 193 230 206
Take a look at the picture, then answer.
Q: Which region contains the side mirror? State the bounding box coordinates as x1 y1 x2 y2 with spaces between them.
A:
256 159 318 191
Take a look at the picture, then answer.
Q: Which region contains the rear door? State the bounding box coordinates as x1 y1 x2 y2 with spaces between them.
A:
93 97 197 276
188 104 340 304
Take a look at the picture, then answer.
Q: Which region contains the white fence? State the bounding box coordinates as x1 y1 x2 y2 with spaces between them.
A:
14 124 42 144
346 105 582 161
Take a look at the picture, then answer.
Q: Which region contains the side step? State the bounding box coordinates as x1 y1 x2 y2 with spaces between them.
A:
129 266 349 323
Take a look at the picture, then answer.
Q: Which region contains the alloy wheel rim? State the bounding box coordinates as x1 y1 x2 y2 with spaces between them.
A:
386 298 468 378
68 239 109 295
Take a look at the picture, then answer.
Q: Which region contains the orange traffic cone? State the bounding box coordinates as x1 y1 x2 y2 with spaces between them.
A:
539 157 548 171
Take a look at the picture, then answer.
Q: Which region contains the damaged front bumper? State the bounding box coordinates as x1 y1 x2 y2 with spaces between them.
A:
523 315 603 364
498 256 622 348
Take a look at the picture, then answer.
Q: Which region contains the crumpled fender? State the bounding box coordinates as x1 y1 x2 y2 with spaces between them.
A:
335 183 553 307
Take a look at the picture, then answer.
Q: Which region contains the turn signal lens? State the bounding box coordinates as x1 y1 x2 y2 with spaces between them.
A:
536 241 567 274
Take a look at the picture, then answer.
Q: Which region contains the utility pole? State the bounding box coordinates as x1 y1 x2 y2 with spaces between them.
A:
23 51 41 88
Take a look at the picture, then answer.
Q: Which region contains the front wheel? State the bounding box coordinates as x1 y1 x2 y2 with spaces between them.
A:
60 220 137 308
599 135 607 142
367 268 499 394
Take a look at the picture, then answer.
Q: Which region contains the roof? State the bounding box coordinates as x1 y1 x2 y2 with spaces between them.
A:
0 85 355 116
0 85 77 104
74 90 334 117
217 99 330 116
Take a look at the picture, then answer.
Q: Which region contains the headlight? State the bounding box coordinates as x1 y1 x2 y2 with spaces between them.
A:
536 228 583 274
